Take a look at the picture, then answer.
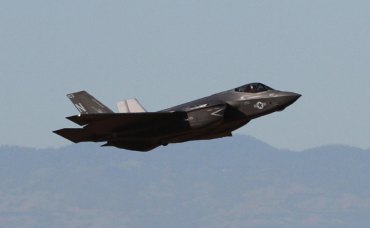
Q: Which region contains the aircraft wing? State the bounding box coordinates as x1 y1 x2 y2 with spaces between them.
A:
67 111 187 127
54 111 189 144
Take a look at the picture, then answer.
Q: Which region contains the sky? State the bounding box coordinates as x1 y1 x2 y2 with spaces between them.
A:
0 0 369 150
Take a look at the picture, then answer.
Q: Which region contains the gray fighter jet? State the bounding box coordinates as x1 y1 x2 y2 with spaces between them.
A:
54 83 300 151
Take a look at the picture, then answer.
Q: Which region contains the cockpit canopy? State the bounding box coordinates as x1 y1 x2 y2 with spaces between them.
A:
235 83 273 93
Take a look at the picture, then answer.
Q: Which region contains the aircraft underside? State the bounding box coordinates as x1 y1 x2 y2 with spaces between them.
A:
102 118 250 151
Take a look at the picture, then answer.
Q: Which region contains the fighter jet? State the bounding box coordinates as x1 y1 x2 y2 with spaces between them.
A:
54 83 300 151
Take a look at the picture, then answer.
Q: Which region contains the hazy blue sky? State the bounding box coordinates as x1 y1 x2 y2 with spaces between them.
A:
0 0 369 150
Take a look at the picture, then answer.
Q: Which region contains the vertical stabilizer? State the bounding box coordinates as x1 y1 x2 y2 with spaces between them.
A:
117 99 146 113
67 91 113 114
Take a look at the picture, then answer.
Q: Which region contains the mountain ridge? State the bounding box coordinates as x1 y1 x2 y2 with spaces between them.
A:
1 134 368 153
0 135 369 227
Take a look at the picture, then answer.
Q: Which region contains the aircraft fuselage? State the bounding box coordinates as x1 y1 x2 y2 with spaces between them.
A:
54 83 301 151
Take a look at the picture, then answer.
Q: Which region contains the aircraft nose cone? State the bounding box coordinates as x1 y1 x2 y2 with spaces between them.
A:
286 92 301 104
276 92 301 111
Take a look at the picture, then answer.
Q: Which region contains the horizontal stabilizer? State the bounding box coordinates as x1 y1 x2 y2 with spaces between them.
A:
66 114 115 126
117 99 146 113
53 128 96 143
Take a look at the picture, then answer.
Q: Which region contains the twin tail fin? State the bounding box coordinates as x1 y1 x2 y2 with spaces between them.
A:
67 91 113 114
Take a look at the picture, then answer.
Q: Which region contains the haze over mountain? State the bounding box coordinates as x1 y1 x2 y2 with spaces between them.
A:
0 135 369 228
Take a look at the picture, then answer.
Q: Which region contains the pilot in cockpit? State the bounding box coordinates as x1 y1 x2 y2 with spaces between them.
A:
249 85 256 93
235 83 273 93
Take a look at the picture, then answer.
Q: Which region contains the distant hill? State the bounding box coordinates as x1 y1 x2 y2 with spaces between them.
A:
0 135 369 228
